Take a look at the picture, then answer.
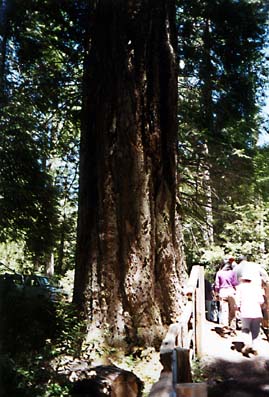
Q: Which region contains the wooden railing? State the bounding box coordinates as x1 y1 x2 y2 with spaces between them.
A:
160 265 205 357
149 265 206 396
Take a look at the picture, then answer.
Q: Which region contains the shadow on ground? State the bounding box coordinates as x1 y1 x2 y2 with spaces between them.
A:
204 356 269 396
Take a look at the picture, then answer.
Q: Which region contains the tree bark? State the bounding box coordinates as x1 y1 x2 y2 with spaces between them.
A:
73 0 186 346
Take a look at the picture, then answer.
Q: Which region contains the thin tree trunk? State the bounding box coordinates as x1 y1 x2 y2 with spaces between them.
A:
257 198 265 255
73 0 186 346
200 16 215 246
0 0 10 104
202 144 214 246
56 213 66 275
45 253 54 277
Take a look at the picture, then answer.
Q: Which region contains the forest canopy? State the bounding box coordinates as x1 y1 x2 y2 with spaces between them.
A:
0 0 268 276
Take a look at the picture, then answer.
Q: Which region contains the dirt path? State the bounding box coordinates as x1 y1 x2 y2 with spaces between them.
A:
202 320 269 360
201 320 269 396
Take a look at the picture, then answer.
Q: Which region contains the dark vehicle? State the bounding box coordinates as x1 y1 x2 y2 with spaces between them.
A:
24 275 68 303
0 272 68 303
0 273 24 297
0 272 24 287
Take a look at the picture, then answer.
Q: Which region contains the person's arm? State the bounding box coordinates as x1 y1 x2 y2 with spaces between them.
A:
235 286 241 309
257 286 265 306
214 273 220 293
232 271 238 288
259 266 269 283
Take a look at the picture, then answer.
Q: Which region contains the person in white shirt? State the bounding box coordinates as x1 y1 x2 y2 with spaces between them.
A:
234 255 268 286
235 271 265 356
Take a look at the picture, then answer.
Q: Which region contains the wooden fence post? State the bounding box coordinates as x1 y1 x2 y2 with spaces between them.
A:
150 265 207 396
173 347 193 383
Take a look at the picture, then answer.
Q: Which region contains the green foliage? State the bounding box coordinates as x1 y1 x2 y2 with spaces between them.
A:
44 383 70 397
253 145 269 198
0 0 84 271
0 241 32 272
0 298 85 396
184 200 269 273
178 0 269 270
0 291 57 355
54 302 85 357
191 358 208 383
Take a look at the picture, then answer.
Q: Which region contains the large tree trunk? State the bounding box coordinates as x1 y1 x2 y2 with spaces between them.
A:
73 0 186 346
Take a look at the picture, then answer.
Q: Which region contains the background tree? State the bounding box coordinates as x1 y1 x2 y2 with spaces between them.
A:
0 0 85 273
73 0 186 346
177 0 269 266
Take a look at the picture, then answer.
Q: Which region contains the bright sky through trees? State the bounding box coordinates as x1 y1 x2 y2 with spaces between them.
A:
257 43 269 147
257 100 269 146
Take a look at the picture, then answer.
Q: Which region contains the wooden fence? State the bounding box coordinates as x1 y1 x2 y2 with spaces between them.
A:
149 265 206 396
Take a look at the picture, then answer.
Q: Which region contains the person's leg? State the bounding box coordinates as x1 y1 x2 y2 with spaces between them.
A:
219 298 229 327
227 294 236 331
241 318 252 353
211 300 219 322
250 318 261 352
205 300 211 321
